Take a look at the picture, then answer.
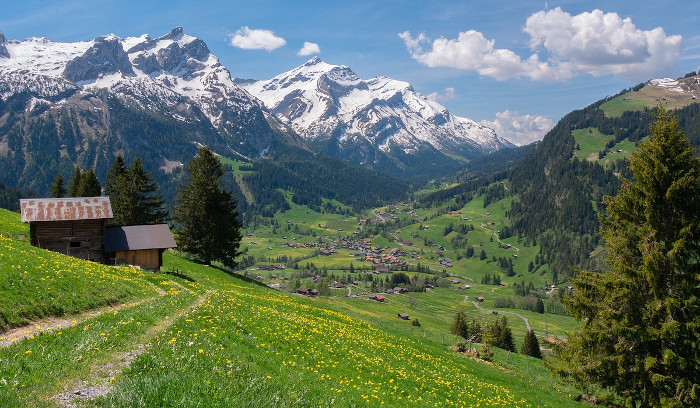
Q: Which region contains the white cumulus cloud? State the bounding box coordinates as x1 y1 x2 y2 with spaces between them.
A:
229 26 286 51
481 111 554 146
400 7 682 82
426 87 456 102
297 42 321 56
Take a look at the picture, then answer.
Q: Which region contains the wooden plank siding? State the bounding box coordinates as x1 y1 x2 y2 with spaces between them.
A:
114 249 162 271
30 219 107 263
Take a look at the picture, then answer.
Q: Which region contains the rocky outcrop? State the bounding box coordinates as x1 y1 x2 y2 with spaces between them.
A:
0 32 9 58
63 35 134 82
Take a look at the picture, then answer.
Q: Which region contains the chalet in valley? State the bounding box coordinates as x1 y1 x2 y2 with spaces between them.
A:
20 197 176 271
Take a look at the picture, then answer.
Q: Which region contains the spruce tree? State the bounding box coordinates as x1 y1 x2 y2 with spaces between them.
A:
521 330 542 359
77 168 101 197
172 147 242 267
129 157 167 225
50 174 66 198
68 166 82 197
105 156 167 225
450 310 468 340
105 155 131 225
556 108 700 407
497 316 516 352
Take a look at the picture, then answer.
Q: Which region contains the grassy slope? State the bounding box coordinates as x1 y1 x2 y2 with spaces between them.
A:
572 127 614 162
0 207 583 407
600 83 698 118
0 209 159 330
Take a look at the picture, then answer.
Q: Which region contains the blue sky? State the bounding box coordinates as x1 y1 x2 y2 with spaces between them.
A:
1 0 699 144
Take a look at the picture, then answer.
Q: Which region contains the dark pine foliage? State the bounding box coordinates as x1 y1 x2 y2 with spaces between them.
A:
173 147 243 268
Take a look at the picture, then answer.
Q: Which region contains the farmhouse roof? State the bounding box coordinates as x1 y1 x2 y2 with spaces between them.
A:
20 197 113 222
104 224 176 252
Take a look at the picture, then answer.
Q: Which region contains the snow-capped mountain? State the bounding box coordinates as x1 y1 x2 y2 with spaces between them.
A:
242 57 513 162
0 27 300 161
0 28 511 190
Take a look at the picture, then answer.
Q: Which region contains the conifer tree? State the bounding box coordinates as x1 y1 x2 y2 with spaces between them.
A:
50 174 66 198
497 316 516 352
555 108 700 407
129 157 167 225
105 156 167 225
68 166 82 197
172 147 242 267
521 330 542 359
77 168 101 197
450 310 468 340
105 155 130 225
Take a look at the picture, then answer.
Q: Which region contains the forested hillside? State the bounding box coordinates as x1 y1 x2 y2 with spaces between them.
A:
420 86 700 284
0 92 409 220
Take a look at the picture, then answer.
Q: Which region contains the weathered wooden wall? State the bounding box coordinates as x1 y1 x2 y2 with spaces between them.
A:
30 219 106 262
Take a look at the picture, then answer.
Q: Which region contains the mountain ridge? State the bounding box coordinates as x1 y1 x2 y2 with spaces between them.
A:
0 27 513 185
242 57 513 171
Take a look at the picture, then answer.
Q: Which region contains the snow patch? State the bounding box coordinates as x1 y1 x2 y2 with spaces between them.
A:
649 78 684 93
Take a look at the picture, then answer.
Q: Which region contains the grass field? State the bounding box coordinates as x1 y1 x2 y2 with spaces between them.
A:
0 201 585 407
572 127 614 162
600 84 698 118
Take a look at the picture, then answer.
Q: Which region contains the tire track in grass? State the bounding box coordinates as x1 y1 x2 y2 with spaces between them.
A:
0 278 168 348
0 298 156 348
472 300 530 331
53 290 214 408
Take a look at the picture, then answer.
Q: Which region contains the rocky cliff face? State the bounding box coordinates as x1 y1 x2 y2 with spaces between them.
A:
0 32 9 59
0 28 512 189
0 27 307 195
63 35 135 82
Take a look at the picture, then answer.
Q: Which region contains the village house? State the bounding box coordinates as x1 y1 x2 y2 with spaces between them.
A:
397 312 410 320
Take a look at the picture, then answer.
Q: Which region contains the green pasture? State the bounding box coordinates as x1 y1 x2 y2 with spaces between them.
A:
0 206 585 407
571 127 614 162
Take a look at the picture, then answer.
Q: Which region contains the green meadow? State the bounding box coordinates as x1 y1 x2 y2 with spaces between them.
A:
0 201 586 407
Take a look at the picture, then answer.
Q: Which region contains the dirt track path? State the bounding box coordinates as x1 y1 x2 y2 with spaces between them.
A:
471 301 531 331
53 290 214 407
0 298 155 348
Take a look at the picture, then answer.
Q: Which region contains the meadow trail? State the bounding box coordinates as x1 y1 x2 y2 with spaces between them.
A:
52 290 215 407
0 298 156 348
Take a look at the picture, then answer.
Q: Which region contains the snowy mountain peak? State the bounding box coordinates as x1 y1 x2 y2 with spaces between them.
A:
242 60 513 158
64 34 134 82
0 28 291 158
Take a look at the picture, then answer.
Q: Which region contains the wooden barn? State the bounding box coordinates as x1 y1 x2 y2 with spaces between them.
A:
104 224 176 271
20 197 113 263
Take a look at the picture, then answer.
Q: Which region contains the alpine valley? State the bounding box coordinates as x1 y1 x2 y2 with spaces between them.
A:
2 21 700 408
0 27 513 206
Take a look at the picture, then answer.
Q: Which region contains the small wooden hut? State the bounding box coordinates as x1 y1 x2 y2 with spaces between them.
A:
20 197 113 262
104 224 176 271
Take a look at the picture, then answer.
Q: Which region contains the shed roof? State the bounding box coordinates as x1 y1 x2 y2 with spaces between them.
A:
20 197 113 222
104 224 176 252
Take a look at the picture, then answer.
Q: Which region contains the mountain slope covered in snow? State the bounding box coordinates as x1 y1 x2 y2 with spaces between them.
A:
242 57 513 177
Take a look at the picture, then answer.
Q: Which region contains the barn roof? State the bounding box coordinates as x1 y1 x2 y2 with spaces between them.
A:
20 197 113 222
104 224 177 252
